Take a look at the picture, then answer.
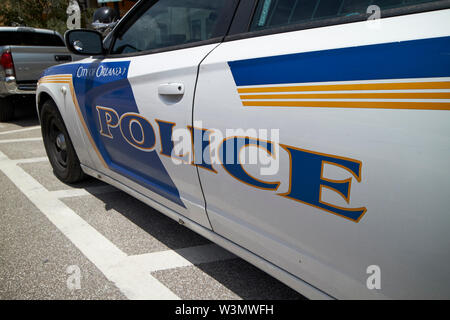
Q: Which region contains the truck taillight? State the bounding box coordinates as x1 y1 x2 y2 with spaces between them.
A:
1 51 15 76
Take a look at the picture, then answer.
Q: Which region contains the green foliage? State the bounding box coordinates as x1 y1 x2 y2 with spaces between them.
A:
0 0 91 36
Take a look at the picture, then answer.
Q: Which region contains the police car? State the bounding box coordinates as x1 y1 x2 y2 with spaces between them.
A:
36 0 450 299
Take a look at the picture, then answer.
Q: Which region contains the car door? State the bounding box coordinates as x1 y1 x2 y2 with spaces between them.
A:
70 0 237 228
194 0 450 298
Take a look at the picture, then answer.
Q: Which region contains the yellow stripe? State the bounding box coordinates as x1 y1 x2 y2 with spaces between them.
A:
39 77 72 83
242 100 450 110
42 74 72 77
67 81 108 169
39 80 72 84
39 78 72 83
40 75 72 80
39 75 108 168
43 75 72 78
237 81 450 93
240 92 450 100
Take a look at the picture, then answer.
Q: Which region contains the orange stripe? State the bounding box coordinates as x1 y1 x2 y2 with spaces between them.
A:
242 100 450 110
42 74 72 76
40 77 109 168
39 76 72 82
41 78 72 81
40 78 72 81
39 78 108 166
39 81 72 84
67 82 108 169
240 92 450 100
237 81 450 93
40 76 72 80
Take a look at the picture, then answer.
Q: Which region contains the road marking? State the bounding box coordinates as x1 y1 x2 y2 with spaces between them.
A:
0 126 40 135
14 157 48 165
0 150 179 300
127 244 236 272
0 137 42 144
50 185 120 199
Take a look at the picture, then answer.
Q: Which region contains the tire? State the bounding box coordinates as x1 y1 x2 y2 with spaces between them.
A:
40 99 85 183
0 96 14 122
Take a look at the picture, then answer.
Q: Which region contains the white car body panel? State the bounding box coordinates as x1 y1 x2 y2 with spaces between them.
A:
36 5 450 299
193 10 450 299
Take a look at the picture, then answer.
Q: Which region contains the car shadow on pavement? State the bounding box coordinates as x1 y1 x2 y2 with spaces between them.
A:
87 186 306 300
7 116 40 128
2 96 40 128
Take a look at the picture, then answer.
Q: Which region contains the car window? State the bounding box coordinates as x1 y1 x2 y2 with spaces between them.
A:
112 0 226 54
0 31 64 46
250 0 443 31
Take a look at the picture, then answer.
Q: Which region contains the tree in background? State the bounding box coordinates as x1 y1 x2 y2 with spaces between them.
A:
0 0 95 36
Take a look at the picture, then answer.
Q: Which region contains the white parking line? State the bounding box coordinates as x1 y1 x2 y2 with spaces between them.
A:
0 150 179 300
0 149 238 299
0 137 42 144
0 126 40 135
127 244 236 272
14 157 48 165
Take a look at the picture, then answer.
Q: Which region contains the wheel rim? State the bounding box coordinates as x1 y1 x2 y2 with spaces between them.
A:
48 118 68 170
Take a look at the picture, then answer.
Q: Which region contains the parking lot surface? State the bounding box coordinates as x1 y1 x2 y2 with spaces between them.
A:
0 106 305 300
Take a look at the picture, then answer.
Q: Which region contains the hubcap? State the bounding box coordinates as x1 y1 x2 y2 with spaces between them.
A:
48 119 68 169
56 133 66 151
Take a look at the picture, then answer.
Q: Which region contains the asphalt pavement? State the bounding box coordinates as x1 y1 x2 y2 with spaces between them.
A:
0 103 305 300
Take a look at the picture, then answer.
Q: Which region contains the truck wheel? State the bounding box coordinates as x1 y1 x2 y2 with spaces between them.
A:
0 97 14 122
40 99 85 183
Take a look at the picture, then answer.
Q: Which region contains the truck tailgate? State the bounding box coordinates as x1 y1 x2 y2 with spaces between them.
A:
10 46 74 82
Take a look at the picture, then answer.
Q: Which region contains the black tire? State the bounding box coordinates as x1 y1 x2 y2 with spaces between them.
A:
40 99 85 183
0 96 14 122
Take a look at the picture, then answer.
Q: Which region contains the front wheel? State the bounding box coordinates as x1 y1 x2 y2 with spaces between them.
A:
40 99 85 183
0 96 14 122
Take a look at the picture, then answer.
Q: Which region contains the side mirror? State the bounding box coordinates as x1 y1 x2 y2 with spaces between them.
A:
65 29 104 56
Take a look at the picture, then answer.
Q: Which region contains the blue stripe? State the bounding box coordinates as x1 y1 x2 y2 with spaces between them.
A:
42 62 186 208
228 36 450 86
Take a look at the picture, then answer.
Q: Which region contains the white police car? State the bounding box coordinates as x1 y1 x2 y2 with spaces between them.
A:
37 0 450 299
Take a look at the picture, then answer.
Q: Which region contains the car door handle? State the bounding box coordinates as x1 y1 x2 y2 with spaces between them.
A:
158 83 184 95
